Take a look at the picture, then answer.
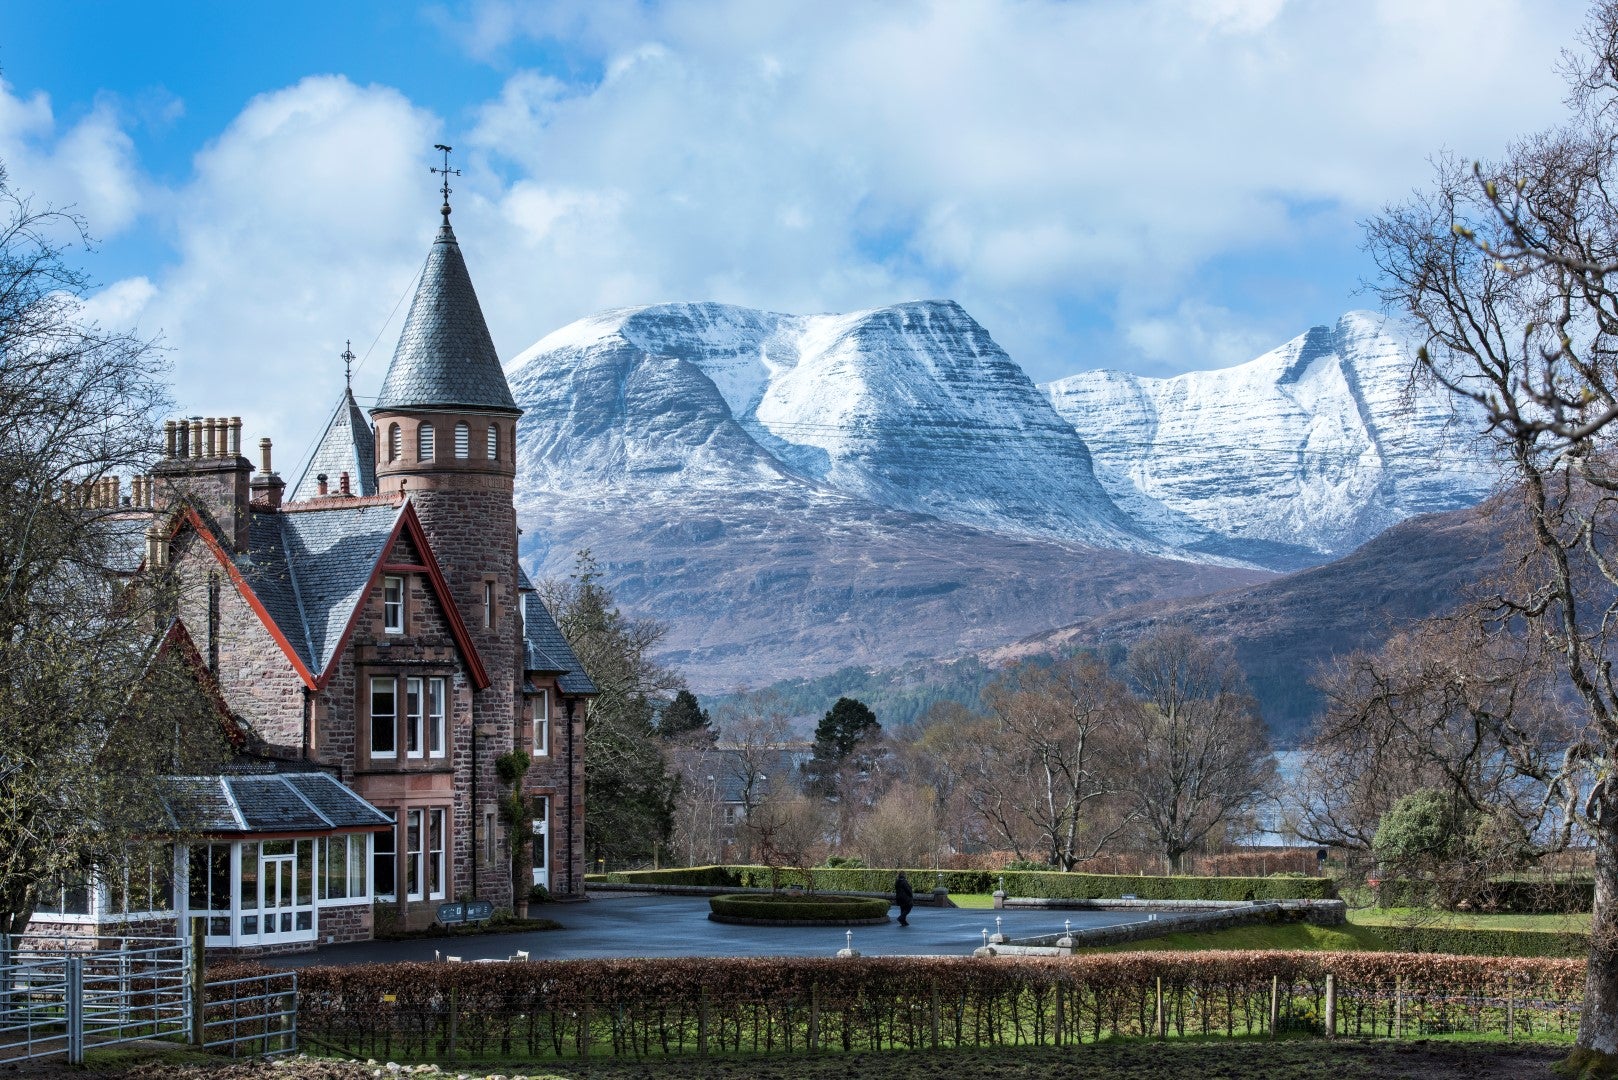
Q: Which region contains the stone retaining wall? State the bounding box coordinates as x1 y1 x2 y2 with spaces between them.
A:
987 899 1346 956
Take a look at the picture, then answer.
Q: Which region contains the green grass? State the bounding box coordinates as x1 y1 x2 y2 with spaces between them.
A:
951 893 996 909
1349 908 1591 932
1081 919 1390 953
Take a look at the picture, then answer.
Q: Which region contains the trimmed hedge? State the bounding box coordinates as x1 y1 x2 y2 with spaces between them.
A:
1374 878 1593 913
709 893 890 922
590 864 1336 901
1365 924 1590 958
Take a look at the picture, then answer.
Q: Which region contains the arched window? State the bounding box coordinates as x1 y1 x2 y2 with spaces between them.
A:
418 423 435 462
454 422 470 459
486 423 498 461
388 423 401 463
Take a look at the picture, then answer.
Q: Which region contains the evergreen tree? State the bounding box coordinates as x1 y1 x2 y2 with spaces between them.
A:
541 551 679 867
657 689 713 741
805 697 880 797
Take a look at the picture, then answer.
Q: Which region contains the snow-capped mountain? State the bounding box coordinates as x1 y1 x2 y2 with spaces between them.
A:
510 300 1153 553
505 301 1495 688
1041 312 1494 567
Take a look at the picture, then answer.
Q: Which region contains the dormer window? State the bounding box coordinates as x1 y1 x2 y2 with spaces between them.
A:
454 422 470 459
382 575 404 634
418 423 435 462
388 424 401 463
487 424 498 461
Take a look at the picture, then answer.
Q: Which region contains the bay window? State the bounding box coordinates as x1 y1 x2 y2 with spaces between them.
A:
370 677 397 758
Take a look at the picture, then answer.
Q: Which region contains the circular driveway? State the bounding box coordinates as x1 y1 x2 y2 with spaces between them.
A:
268 893 1152 967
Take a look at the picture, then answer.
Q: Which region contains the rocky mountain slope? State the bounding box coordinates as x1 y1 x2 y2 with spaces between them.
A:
508 300 1499 692
1042 312 1495 567
986 501 1506 743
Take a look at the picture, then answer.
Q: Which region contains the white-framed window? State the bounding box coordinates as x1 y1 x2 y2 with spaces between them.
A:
370 677 397 758
405 809 424 901
373 818 396 902
405 677 424 759
533 689 549 757
187 843 233 937
486 423 498 461
388 423 401 462
428 808 446 899
320 835 370 902
106 851 175 917
418 423 434 462
484 582 494 629
428 677 446 758
383 575 404 634
531 797 550 890
454 421 470 459
33 870 94 919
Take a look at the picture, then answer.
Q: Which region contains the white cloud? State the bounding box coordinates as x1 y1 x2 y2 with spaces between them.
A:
0 80 142 235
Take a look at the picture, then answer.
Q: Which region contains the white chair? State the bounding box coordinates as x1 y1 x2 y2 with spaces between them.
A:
445 955 462 963
512 950 530 962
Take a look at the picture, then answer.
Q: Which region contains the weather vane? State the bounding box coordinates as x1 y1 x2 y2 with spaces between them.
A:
431 143 460 221
341 339 356 390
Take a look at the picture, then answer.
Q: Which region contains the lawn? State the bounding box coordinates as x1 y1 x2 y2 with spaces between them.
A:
1080 919 1389 953
1349 908 1591 933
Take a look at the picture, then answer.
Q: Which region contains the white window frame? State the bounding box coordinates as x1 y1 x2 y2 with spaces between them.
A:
483 582 494 629
487 423 499 461
454 421 470 459
531 797 550 890
405 809 424 901
370 676 397 759
388 423 401 462
533 689 550 757
418 423 435 462
428 677 446 759
382 575 404 634
373 819 397 902
405 677 424 759
318 835 372 905
428 808 446 900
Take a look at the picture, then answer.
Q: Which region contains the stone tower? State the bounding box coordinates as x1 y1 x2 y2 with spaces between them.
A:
371 201 524 904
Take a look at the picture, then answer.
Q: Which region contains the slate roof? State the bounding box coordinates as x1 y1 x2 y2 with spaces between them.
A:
165 772 391 835
289 389 378 501
236 503 403 673
522 592 596 695
374 222 520 415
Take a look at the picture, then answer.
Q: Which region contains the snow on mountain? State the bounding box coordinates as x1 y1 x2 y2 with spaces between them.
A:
509 300 1155 552
1041 312 1495 566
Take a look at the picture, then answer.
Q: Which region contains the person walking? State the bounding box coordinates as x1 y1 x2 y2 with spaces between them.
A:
895 871 914 927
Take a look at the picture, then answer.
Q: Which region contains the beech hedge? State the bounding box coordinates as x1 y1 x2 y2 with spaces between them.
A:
1366 924 1589 958
1374 878 1593 913
592 865 1336 901
214 951 1582 1063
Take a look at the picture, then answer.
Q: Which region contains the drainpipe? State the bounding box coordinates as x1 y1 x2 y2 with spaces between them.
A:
301 688 312 762
471 713 479 900
565 697 577 897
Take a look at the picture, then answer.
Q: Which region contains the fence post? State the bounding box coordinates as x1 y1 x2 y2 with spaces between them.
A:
190 916 206 1046
1395 976 1404 1039
1269 975 1279 1037
66 953 84 1065
448 987 457 1062
1506 974 1515 1040
930 979 940 1049
1325 973 1336 1038
1156 977 1165 1039
1054 981 1064 1047
698 988 709 1056
808 984 820 1053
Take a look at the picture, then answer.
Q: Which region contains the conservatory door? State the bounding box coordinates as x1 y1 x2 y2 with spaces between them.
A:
531 798 549 891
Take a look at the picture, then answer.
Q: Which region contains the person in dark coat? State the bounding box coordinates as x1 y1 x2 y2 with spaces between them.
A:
895 872 914 927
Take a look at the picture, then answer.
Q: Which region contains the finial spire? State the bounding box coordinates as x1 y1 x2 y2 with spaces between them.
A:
431 143 460 223
342 340 356 390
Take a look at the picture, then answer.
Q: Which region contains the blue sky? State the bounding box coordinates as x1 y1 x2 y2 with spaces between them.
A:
0 0 1590 460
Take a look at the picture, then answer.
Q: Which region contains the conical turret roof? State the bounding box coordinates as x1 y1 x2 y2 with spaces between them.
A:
374 221 519 415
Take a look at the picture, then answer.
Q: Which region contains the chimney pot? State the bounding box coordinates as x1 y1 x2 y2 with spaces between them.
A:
164 420 178 459
339 471 351 495
317 473 329 496
230 417 242 457
188 418 203 459
259 437 273 475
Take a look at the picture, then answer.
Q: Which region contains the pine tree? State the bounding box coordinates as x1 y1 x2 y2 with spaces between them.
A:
657 689 713 741
804 697 880 798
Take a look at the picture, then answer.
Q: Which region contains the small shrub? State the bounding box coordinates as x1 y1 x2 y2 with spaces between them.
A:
529 884 551 904
708 893 890 922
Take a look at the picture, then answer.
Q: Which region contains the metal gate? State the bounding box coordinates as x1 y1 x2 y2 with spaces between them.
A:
0 934 296 1064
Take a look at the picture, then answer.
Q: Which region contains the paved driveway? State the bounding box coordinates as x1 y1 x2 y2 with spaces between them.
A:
268 894 1152 967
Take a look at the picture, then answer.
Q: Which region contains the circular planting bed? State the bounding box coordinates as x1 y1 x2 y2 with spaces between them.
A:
708 892 892 926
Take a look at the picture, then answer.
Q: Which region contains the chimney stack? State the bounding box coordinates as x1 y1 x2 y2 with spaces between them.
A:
317 473 329 496
249 436 285 511
339 471 351 495
150 412 256 552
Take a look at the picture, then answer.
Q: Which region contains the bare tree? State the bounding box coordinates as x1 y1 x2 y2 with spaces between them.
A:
1364 4 1618 1062
0 168 231 935
851 783 943 869
665 736 728 866
960 655 1135 871
1121 629 1275 874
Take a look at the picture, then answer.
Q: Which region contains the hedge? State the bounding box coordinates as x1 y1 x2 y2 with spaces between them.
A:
215 951 1584 1063
591 865 1336 901
1366 924 1590 959
708 893 891 922
1375 878 1593 913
